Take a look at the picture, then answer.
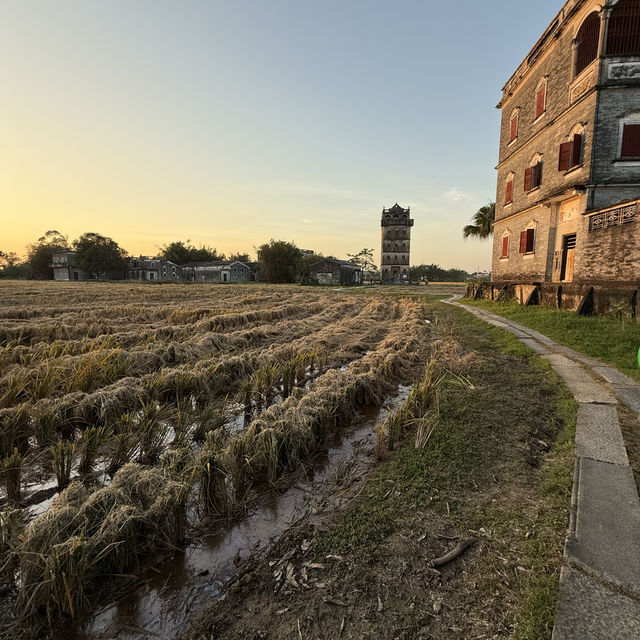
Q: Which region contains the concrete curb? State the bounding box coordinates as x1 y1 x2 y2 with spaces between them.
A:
444 299 640 639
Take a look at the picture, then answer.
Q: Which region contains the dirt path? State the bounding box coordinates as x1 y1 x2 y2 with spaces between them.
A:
186 300 577 640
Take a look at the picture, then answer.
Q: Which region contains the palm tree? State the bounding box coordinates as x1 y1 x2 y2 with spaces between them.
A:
463 202 495 239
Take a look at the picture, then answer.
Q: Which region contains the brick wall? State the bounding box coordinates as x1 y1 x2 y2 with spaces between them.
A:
590 81 640 210
578 217 640 281
492 205 555 281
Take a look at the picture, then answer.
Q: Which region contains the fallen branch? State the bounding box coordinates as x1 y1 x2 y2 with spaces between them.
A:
429 538 476 568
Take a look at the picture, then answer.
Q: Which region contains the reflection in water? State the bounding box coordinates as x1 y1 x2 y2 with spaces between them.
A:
57 386 410 640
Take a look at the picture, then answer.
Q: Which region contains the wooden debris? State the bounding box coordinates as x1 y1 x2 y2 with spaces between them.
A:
429 538 476 568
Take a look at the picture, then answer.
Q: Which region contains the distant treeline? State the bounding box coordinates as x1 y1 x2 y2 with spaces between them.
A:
1 231 476 284
409 264 469 282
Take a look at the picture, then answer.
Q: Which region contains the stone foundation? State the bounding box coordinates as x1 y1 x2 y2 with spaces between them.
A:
467 281 640 321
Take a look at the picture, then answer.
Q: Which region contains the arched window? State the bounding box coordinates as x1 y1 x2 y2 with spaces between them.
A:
607 0 640 55
524 154 543 191
505 172 515 204
501 230 510 258
535 78 547 119
509 109 519 143
519 220 537 254
575 12 600 76
558 124 585 171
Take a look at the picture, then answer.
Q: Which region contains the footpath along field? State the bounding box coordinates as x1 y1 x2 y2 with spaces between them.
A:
0 282 576 640
0 281 434 638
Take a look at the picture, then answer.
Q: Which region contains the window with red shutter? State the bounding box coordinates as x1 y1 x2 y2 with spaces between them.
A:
509 114 518 142
526 228 535 253
524 167 532 192
502 236 509 258
531 162 543 188
535 85 546 118
519 231 527 253
505 179 513 204
621 124 640 157
571 134 583 167
558 142 572 171
558 134 583 172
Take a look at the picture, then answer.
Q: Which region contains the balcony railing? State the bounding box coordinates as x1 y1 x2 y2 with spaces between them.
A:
589 201 638 231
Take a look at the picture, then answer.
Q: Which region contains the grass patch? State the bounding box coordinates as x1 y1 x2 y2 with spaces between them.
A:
317 300 577 639
466 299 640 380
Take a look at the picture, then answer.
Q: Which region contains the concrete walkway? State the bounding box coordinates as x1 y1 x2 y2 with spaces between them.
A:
445 298 640 639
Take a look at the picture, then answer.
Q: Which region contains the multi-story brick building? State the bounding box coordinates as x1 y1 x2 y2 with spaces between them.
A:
381 203 413 283
489 0 640 311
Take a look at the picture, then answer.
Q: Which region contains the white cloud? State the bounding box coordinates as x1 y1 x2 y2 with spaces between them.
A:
439 187 474 203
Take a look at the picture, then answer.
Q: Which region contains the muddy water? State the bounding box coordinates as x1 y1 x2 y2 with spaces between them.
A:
58 386 411 640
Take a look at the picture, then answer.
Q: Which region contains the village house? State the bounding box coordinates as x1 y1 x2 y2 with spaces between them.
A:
182 260 252 283
51 251 90 281
485 0 640 314
381 204 414 283
128 257 181 282
307 258 362 285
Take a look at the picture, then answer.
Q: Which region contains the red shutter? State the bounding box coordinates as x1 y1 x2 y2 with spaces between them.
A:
505 179 513 204
558 142 572 171
519 231 527 253
524 167 532 191
502 236 509 258
621 124 640 158
510 115 518 142
536 86 546 118
571 134 583 167
526 228 535 253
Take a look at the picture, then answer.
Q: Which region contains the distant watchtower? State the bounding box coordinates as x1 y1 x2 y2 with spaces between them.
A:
381 203 413 283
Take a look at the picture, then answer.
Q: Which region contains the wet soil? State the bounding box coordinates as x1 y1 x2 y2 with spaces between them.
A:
57 388 412 640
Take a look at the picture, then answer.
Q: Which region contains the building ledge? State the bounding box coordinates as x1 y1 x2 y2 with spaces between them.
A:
612 158 640 167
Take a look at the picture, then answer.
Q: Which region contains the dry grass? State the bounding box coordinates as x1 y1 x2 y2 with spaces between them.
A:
378 360 442 452
16 463 187 624
0 282 433 636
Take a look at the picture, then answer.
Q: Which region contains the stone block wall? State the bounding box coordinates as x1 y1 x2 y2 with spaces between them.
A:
469 280 640 319
492 204 555 282
578 217 640 282
590 79 640 210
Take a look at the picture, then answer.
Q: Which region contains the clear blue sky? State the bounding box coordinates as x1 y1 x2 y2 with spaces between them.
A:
2 0 562 271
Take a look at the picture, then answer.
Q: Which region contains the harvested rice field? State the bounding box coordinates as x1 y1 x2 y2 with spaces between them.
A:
0 281 436 639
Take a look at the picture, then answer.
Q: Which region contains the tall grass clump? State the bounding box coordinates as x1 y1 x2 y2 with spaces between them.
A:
0 371 32 408
0 449 25 503
32 410 60 448
77 425 111 475
378 360 442 452
107 414 137 477
50 439 75 489
197 432 234 518
191 402 231 444
0 507 23 591
18 463 187 624
137 402 173 465
0 405 31 458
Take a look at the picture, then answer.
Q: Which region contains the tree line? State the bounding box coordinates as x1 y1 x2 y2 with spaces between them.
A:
0 233 238 281
1 230 480 284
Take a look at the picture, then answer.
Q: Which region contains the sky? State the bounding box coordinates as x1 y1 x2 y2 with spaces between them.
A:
2 0 563 272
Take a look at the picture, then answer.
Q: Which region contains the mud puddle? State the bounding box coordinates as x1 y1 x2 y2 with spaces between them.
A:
58 386 411 640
